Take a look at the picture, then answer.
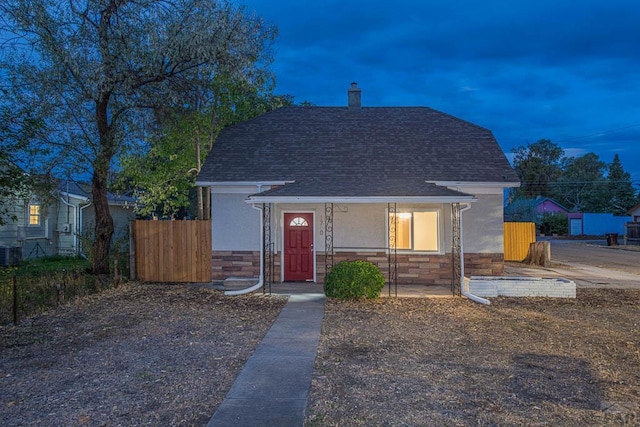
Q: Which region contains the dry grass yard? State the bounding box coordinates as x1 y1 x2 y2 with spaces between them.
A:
0 283 286 426
305 288 640 426
1 283 639 426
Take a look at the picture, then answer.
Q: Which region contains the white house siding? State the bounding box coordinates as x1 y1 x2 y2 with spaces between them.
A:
54 196 135 256
210 190 507 284
0 203 24 248
211 189 262 280
0 198 56 261
212 192 261 251
459 192 505 254
55 196 80 255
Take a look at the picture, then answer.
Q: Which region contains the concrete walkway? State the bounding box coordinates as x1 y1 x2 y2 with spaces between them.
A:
207 292 326 427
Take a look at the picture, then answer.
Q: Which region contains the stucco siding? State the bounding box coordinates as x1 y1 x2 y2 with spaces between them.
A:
215 198 504 255
211 193 507 282
212 193 260 251
275 203 386 252
461 193 504 254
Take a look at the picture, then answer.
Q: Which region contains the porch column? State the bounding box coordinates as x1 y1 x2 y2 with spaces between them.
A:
263 203 273 293
451 203 462 296
324 203 333 282
387 202 398 297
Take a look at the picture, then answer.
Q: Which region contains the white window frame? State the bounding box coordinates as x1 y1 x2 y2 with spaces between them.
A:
28 203 41 227
386 208 443 254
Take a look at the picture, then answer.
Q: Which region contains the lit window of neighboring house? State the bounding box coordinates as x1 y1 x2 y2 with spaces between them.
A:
29 204 41 226
388 210 440 252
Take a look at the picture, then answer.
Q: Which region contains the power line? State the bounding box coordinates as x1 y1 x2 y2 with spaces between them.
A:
554 123 640 143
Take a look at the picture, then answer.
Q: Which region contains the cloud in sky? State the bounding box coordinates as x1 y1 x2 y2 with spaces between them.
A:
244 0 640 183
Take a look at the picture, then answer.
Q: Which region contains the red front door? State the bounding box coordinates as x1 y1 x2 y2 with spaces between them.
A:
284 212 314 281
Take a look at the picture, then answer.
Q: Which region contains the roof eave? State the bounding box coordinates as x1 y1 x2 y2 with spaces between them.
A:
195 180 293 187
245 195 478 204
428 180 521 188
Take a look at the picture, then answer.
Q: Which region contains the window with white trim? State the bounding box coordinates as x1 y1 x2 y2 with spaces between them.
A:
389 210 439 251
29 204 41 226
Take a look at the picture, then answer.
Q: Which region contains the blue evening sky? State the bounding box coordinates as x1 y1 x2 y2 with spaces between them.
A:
243 0 640 186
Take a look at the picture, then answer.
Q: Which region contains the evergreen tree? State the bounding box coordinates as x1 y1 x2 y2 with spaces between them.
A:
607 154 636 214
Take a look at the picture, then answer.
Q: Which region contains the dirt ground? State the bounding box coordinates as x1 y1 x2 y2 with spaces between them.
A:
306 288 640 426
2 244 640 426
0 284 286 426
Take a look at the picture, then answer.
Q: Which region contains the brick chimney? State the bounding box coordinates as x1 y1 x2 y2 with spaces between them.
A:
348 82 361 109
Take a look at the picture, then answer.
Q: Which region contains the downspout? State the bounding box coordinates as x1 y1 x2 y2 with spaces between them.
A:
224 191 265 295
459 203 491 305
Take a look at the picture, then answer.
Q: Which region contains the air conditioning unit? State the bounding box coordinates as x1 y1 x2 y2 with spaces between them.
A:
0 246 22 267
61 223 71 233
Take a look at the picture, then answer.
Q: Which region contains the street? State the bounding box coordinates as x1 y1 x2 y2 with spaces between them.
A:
550 239 640 276
506 239 640 289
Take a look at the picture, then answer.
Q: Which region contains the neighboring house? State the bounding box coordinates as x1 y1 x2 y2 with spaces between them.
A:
0 179 136 263
196 83 520 291
0 188 51 264
534 197 569 215
54 180 136 256
627 203 640 243
628 202 640 222
504 196 568 222
568 212 633 236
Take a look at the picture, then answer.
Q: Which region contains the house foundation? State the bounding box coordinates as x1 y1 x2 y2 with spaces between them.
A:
212 250 503 285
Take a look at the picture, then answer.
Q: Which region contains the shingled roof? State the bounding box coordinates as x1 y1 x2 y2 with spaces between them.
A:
197 100 519 199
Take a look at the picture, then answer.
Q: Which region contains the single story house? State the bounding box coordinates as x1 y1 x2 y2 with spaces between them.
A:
504 196 568 222
54 180 136 256
534 197 569 215
0 179 135 263
196 83 520 293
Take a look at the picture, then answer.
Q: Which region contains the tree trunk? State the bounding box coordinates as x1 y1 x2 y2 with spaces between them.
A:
204 188 211 220
523 241 551 267
90 163 114 274
195 138 203 219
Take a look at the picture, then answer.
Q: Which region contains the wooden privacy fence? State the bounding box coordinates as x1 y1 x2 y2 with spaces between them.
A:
504 222 536 262
131 220 212 283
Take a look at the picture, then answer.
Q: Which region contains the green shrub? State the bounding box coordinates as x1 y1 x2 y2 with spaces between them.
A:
538 212 568 236
324 260 385 300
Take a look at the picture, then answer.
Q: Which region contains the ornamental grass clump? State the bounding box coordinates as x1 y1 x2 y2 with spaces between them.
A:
324 260 385 300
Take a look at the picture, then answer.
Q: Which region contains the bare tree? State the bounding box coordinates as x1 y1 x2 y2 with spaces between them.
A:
1 0 276 273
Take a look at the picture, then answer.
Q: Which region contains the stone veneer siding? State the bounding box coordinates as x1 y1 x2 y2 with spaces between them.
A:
212 251 260 280
213 250 503 285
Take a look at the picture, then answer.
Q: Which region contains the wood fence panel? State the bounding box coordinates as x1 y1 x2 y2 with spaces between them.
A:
504 222 536 262
132 220 212 282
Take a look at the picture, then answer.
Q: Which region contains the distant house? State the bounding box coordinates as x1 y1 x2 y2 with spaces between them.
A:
628 202 640 222
0 179 136 263
54 181 137 256
533 197 569 215
196 83 520 292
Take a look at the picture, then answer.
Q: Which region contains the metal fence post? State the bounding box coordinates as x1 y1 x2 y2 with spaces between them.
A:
12 274 18 325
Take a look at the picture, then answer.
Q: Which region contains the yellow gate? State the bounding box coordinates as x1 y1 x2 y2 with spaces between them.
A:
503 222 536 261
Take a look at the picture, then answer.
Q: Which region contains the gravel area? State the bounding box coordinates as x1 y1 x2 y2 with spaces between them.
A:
0 283 286 426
